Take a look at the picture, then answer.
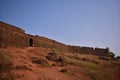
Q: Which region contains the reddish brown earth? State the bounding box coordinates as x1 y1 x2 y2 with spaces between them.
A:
109 64 120 80
0 47 91 80
0 47 120 80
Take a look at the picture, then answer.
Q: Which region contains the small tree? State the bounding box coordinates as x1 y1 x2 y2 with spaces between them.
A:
116 56 120 59
109 52 115 60
106 47 115 58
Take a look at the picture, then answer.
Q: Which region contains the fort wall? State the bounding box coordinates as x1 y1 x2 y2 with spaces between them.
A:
0 21 25 33
0 21 109 56
68 46 109 56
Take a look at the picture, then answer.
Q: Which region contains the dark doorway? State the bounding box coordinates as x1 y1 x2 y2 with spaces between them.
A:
29 38 33 46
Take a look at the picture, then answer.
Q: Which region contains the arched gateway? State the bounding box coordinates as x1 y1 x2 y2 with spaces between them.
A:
29 38 33 46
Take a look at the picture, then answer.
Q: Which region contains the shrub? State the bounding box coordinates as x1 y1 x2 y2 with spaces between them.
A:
59 68 67 73
85 70 110 80
98 56 110 61
31 57 51 67
81 58 90 62
91 60 99 64
45 52 58 61
3 73 15 80
15 65 32 71
116 56 120 59
73 56 80 60
0 51 13 72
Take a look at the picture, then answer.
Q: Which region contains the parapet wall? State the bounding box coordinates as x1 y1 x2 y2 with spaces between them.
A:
0 21 25 33
68 46 109 56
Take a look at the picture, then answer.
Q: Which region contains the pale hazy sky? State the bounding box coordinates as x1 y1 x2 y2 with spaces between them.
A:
0 0 120 56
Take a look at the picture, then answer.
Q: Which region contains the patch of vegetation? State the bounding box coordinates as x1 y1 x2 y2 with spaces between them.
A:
98 56 110 61
116 56 120 59
3 73 15 80
79 60 110 80
62 53 112 80
63 56 78 66
85 69 110 80
107 48 119 61
41 60 51 67
15 65 32 71
59 68 67 73
80 61 101 70
52 48 57 53
45 52 58 61
31 57 51 67
91 60 99 64
73 55 81 60
0 51 13 72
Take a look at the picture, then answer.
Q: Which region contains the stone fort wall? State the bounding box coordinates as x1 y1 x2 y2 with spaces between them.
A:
0 21 109 56
68 46 109 56
0 21 68 51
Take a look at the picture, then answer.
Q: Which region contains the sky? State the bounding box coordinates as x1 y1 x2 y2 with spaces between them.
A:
0 0 120 56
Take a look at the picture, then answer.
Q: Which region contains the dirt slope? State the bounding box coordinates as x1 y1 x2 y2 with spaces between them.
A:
0 47 91 80
0 47 120 80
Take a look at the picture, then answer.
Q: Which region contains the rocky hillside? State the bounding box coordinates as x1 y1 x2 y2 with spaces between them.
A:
0 47 120 80
0 21 120 80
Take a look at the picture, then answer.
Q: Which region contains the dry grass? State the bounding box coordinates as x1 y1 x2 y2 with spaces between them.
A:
3 73 15 80
0 47 120 80
0 50 14 80
0 50 13 72
61 52 118 80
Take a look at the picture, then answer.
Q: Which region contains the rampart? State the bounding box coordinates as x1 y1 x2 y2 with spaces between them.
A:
0 21 109 56
68 46 109 56
0 21 68 51
0 21 25 33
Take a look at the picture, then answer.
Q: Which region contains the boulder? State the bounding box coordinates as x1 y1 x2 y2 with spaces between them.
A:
45 53 58 61
31 57 50 67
